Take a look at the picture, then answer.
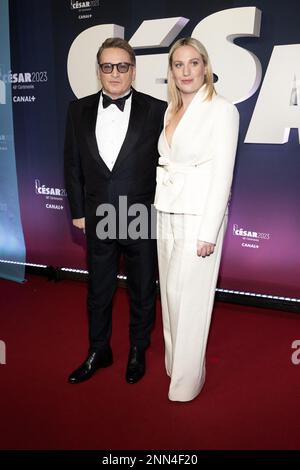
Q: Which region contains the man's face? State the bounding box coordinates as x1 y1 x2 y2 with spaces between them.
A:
98 47 135 99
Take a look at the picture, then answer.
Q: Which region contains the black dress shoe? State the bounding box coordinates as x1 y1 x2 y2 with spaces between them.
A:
68 348 113 384
126 346 145 384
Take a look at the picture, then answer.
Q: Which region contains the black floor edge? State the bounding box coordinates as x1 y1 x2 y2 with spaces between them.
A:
18 265 300 314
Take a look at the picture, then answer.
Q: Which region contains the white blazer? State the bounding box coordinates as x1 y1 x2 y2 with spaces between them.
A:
154 86 239 244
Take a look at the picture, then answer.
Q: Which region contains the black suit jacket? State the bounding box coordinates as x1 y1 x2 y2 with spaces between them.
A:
64 88 166 237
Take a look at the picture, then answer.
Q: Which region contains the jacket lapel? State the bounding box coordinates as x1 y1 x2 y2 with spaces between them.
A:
112 89 148 173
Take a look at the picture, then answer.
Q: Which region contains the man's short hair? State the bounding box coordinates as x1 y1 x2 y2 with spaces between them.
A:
97 38 136 66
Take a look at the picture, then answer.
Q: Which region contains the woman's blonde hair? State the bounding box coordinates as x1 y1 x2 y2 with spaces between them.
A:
167 37 215 112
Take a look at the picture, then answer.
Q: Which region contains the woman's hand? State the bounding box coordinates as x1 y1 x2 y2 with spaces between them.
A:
197 240 215 257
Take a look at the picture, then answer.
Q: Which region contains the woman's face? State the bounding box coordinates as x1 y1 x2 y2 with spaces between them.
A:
171 45 207 97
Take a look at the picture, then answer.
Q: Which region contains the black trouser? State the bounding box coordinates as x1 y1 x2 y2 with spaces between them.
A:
86 236 157 353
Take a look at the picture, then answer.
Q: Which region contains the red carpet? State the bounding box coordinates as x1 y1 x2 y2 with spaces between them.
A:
0 274 299 450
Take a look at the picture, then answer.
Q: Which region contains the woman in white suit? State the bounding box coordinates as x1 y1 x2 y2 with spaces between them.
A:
154 37 239 402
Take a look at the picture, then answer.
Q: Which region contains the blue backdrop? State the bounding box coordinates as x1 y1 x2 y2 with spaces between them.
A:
1 0 300 299
0 0 25 282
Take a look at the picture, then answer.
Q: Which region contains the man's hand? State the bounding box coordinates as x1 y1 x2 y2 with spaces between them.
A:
72 217 85 233
197 240 215 257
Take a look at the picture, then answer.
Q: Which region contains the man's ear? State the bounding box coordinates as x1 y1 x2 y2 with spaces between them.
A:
132 65 136 82
96 65 101 81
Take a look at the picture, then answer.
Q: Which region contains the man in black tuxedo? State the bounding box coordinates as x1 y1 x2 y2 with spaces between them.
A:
64 37 166 385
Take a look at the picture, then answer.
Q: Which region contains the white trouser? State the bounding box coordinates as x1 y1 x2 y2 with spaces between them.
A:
157 211 227 402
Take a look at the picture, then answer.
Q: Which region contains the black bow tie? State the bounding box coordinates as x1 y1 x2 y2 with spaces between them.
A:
102 91 132 111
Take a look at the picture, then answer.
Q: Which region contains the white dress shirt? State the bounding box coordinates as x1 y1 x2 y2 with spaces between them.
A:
96 91 132 171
